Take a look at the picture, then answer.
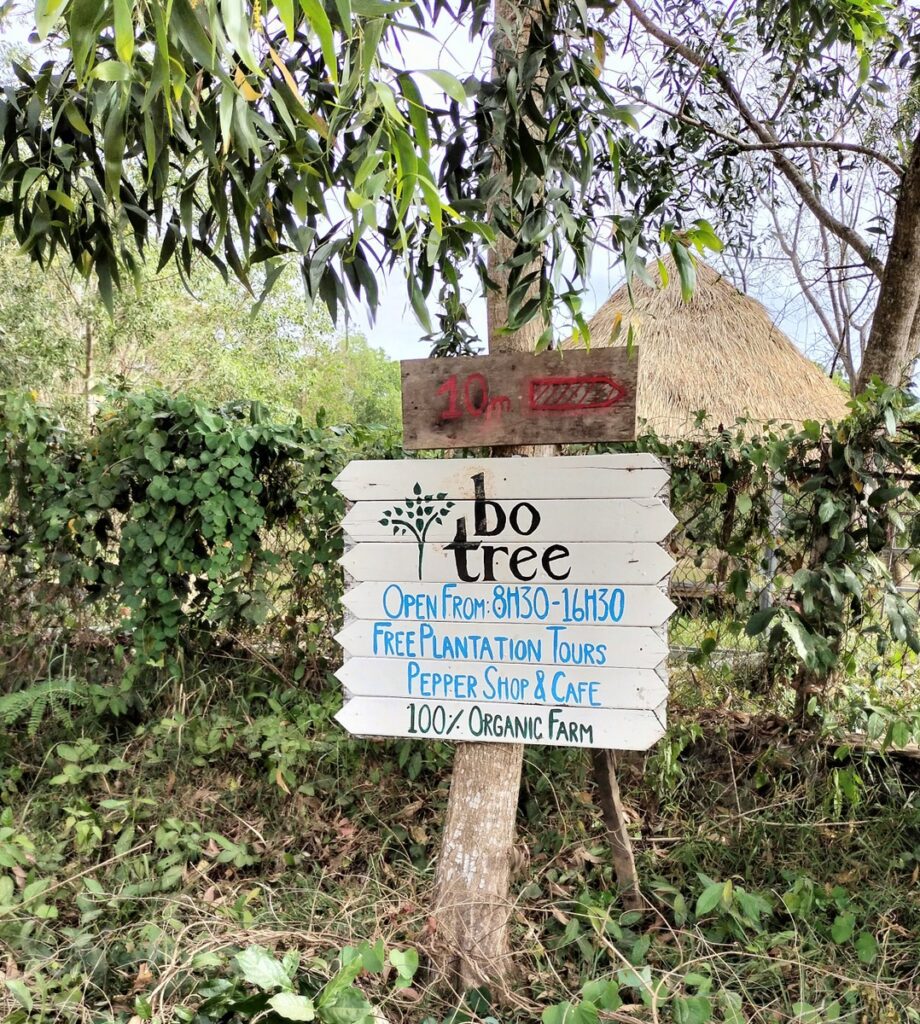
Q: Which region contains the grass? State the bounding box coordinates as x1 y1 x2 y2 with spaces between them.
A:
0 634 919 1024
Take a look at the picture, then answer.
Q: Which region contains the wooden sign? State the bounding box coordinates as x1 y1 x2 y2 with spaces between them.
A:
336 696 667 750
335 621 668 668
336 659 669 709
334 453 667 501
343 498 677 544
342 582 676 628
400 349 639 449
341 542 674 585
333 454 673 750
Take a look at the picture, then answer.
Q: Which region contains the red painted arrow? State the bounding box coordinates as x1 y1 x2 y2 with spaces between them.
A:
528 375 628 413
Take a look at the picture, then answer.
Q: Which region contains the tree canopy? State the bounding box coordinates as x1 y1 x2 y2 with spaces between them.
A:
0 234 400 429
0 0 915 376
2 0 728 354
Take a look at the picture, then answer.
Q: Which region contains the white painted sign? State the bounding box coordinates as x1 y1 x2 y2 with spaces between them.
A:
342 498 677 544
335 621 668 668
333 454 674 750
334 454 668 501
335 696 667 750
342 582 676 628
336 659 669 709
341 542 675 585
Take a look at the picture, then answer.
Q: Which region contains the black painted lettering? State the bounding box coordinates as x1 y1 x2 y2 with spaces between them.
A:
543 544 571 580
509 546 538 581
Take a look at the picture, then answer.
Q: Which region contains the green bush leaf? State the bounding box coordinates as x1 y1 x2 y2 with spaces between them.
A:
236 945 293 991
673 994 712 1024
268 992 316 1020
419 69 468 103
830 911 855 943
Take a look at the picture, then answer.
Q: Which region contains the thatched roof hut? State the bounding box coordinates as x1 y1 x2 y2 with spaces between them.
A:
580 258 850 438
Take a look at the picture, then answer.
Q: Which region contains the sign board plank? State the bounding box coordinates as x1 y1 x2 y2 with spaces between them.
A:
343 498 677 544
334 454 674 751
400 349 639 449
343 582 676 628
333 454 668 502
336 658 668 709
335 696 667 750
336 620 668 668
341 542 675 585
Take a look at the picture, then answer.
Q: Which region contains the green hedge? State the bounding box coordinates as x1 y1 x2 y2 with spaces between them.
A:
2 384 919 712
0 389 401 676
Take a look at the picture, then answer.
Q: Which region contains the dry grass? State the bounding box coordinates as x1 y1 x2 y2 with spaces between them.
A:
575 257 851 438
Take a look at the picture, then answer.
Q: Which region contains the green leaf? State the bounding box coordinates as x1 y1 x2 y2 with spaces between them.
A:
779 613 818 668
671 242 696 302
69 0 107 82
46 188 76 211
717 990 746 1024
332 0 350 32
358 939 384 973
398 73 430 162
63 102 91 134
299 0 337 86
92 59 133 81
274 0 296 39
868 485 902 508
695 882 724 916
854 931 877 963
745 607 778 636
0 875 15 905
103 93 128 197
221 0 261 74
388 947 418 988
236 945 294 991
543 1002 576 1024
4 980 32 1013
673 994 712 1024
419 68 467 103
36 0 68 39
518 121 545 176
113 0 134 62
818 495 837 523
830 911 855 943
23 878 50 903
689 217 723 253
268 993 316 1020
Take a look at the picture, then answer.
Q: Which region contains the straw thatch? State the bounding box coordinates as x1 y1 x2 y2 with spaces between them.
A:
579 257 850 438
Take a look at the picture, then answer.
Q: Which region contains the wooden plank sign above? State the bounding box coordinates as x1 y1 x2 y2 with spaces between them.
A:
400 348 639 449
332 454 674 751
334 453 668 501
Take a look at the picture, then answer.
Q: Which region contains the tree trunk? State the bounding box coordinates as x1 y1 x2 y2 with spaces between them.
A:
432 0 549 996
856 126 920 391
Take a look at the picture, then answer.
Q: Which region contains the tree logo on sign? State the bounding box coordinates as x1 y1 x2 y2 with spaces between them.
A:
380 484 454 580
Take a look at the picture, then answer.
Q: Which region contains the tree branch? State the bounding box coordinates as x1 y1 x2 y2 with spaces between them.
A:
726 139 902 176
621 0 887 281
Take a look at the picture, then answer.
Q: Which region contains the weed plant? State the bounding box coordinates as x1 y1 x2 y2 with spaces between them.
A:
0 648 917 1024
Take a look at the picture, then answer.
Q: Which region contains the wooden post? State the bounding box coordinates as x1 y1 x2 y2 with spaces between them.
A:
590 748 642 911
432 0 547 992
